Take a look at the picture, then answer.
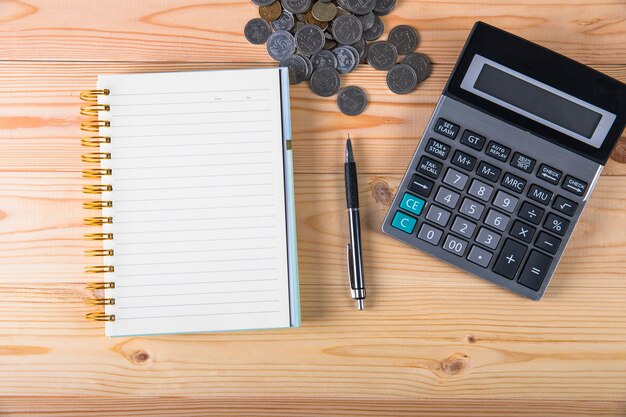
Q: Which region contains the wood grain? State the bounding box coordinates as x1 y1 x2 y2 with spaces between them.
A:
0 0 625 415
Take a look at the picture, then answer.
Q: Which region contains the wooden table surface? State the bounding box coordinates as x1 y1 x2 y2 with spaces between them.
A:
1 0 625 415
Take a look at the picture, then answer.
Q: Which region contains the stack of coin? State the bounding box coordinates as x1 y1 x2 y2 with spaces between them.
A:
244 0 431 115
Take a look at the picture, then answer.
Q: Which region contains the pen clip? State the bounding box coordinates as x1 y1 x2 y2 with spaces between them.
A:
346 243 355 290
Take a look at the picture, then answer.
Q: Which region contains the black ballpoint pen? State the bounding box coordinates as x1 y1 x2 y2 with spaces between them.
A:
344 135 366 310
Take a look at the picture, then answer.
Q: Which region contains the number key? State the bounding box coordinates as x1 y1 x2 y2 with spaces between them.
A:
459 197 485 220
475 227 501 250
426 205 451 227
492 190 519 213
484 209 510 232
443 234 468 257
451 216 476 238
434 186 460 209
443 167 469 191
417 223 443 245
468 179 494 202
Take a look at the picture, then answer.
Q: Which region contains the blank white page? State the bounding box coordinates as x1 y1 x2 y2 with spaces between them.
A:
95 69 291 337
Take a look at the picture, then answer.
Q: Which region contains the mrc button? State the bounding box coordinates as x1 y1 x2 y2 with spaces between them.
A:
501 172 526 193
433 118 459 139
561 175 588 196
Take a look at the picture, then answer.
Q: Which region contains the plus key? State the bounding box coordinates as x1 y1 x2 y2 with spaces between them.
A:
492 239 527 279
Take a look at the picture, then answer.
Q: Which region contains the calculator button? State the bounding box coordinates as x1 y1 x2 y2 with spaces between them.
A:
518 250 553 291
537 164 562 185
443 168 469 190
443 234 468 257
468 179 494 202
417 156 443 179
451 216 476 238
552 195 577 216
460 130 486 151
434 186 460 209
467 245 493 268
426 205 451 227
543 213 569 236
433 118 459 139
535 231 561 255
417 223 443 245
561 175 587 196
493 239 527 279
518 201 545 225
476 161 501 182
408 174 434 197
492 190 519 213
501 172 526 194
510 152 536 173
475 227 501 250
399 192 425 216
451 150 477 171
459 197 485 220
527 184 553 205
509 220 536 243
485 141 511 162
391 211 417 234
484 209 510 232
425 138 450 160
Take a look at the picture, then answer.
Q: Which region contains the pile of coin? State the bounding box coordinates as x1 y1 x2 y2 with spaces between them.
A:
244 0 431 115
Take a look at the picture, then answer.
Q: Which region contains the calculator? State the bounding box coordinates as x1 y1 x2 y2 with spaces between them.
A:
381 22 626 300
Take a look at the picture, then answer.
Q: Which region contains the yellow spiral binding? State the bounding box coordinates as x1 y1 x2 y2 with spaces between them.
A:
81 89 115 320
85 281 115 290
80 104 110 116
83 184 113 194
80 89 110 101
81 136 110 147
85 312 116 322
82 168 112 178
84 217 113 226
81 152 111 163
85 249 114 257
85 298 115 306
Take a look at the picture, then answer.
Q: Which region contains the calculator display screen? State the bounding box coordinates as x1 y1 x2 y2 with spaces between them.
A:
461 55 616 149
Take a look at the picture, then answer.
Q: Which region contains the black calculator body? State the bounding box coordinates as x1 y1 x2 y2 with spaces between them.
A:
382 22 626 300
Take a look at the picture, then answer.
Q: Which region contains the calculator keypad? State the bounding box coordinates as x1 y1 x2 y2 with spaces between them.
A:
384 114 594 300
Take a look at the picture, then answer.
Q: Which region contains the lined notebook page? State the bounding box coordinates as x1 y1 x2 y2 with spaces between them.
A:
96 69 291 337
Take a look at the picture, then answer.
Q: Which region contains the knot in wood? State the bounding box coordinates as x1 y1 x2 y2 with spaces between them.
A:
132 350 151 365
369 177 394 205
609 136 626 164
437 353 470 376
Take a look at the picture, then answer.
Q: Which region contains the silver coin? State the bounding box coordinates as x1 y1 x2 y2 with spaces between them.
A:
373 0 395 15
266 30 296 61
402 52 431 83
252 0 276 6
345 0 376 15
331 15 363 45
302 54 313 79
283 0 312 15
386 64 417 94
337 86 368 116
388 25 419 55
295 24 325 55
351 38 366 60
244 18 273 45
362 15 384 41
280 54 310 84
272 11 295 31
344 44 361 69
356 12 375 31
310 67 341 97
366 41 397 70
311 50 338 70
333 45 358 73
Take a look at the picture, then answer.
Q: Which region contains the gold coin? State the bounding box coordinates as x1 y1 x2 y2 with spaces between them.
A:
305 10 327 30
259 2 282 22
311 2 336 22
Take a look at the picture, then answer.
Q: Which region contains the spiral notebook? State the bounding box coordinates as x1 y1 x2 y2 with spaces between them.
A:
80 68 300 337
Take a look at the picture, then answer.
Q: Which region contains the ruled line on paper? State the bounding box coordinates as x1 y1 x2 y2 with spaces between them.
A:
114 236 276 246
112 109 271 118
115 215 274 225
116 310 280 321
114 204 275 214
113 151 273 160
113 172 273 181
114 141 272 150
115 246 276 257
116 257 276 267
117 278 279 289
118 267 278 278
113 99 272 107
111 88 270 96
113 194 274 203
116 289 279 299
113 129 272 139
113 120 271 128
117 300 279 310
114 162 273 170
113 183 274 193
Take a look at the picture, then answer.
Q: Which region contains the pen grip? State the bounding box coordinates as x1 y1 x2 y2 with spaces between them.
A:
344 162 359 208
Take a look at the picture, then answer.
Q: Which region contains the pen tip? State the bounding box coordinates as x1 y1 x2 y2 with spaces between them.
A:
345 136 354 162
357 299 365 310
